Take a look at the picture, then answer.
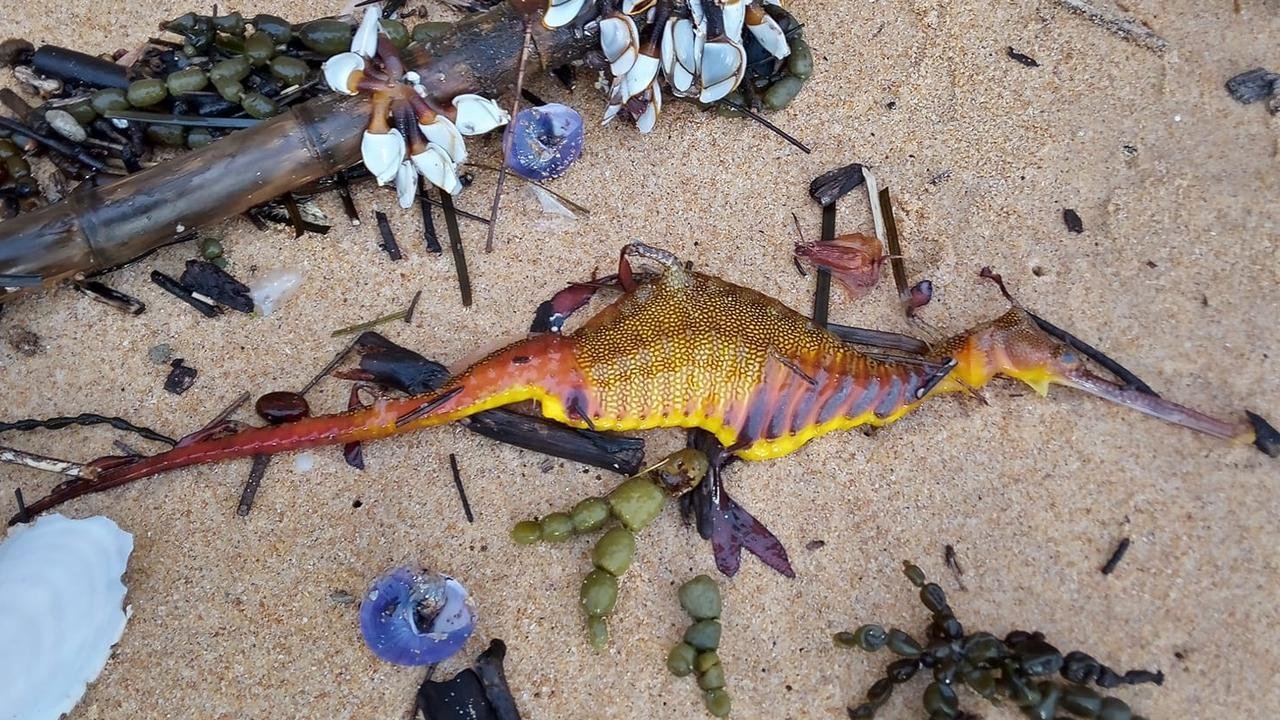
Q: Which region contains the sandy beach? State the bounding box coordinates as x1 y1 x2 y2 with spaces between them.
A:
1 1 1277 718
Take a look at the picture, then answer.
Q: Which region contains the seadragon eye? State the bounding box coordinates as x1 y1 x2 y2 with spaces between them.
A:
504 103 584 181
359 565 477 666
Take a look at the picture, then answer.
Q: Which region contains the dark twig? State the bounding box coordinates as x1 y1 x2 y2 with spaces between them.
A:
448 453 474 522
811 204 835 325
283 193 306 238
878 187 909 306
150 270 221 318
375 209 403 260
74 280 146 315
826 324 929 355
101 109 259 129
466 163 591 217
438 189 473 307
236 454 271 516
0 413 175 445
199 391 251 433
485 21 535 252
13 488 29 524
944 543 967 591
299 342 357 396
0 115 121 175
336 173 361 225
419 188 442 252
716 98 811 153
405 289 422 324
331 309 410 337
1100 537 1130 575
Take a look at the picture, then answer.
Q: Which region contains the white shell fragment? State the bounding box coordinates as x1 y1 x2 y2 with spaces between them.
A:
747 12 791 59
412 146 462 195
322 52 365 95
0 514 134 720
395 160 418 209
451 94 510 135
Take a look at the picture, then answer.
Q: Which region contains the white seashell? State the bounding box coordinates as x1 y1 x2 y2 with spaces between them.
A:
412 146 462 195
698 40 745 102
623 54 661 102
721 0 746 43
0 514 133 720
635 85 662 134
599 13 639 77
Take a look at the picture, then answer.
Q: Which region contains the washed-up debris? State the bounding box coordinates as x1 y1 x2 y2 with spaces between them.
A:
151 269 220 318
416 639 521 720
448 453 474 522
793 233 886 301
838 562 1163 718
0 412 174 446
513 450 710 651
1006 47 1039 67
1057 0 1168 53
5 327 43 356
1063 208 1084 233
505 103 584 181
74 280 145 315
163 358 197 394
147 344 172 364
1100 537 1131 575
1225 68 1279 112
0 514 133 720
375 209 403 261
360 566 477 666
667 575 732 717
247 268 303 316
179 259 253 313
945 543 967 591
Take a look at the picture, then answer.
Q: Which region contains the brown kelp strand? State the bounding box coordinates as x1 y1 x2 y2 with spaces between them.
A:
837 561 1162 719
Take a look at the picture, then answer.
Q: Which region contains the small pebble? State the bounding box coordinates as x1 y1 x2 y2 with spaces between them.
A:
147 343 173 364
1063 208 1084 233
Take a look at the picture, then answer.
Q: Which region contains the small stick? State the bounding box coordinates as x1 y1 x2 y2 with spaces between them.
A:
336 173 361 225
944 543 967 591
74 280 146 315
420 194 490 224
826 323 929 355
236 454 271 517
375 209 403 261
298 342 357 396
716 98 811 153
405 289 422 324
811 204 835 325
199 391 251 433
1056 0 1167 53
331 309 410 337
447 453 474 522
1100 537 1130 575
101 109 259 129
466 163 591 217
791 212 808 276
13 488 29 524
878 186 910 306
283 193 306 238
419 188 442 252
0 445 89 478
0 115 122 175
150 270 221 318
484 21 535 253
438 189 473 307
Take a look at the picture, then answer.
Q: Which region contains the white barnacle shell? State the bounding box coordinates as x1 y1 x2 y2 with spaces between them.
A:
451 94 510 136
0 514 134 720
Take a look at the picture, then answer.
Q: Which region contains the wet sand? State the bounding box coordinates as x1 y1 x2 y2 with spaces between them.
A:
1 1 1277 718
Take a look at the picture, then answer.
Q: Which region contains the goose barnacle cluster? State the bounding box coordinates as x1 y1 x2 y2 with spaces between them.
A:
541 0 792 133
321 4 509 206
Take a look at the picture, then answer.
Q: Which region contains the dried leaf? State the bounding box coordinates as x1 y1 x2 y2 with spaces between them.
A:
794 232 886 300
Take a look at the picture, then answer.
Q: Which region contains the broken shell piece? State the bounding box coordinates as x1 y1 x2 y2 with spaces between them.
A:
451 94 510 135
360 566 477 666
0 514 133 720
322 52 365 95
362 128 406 185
